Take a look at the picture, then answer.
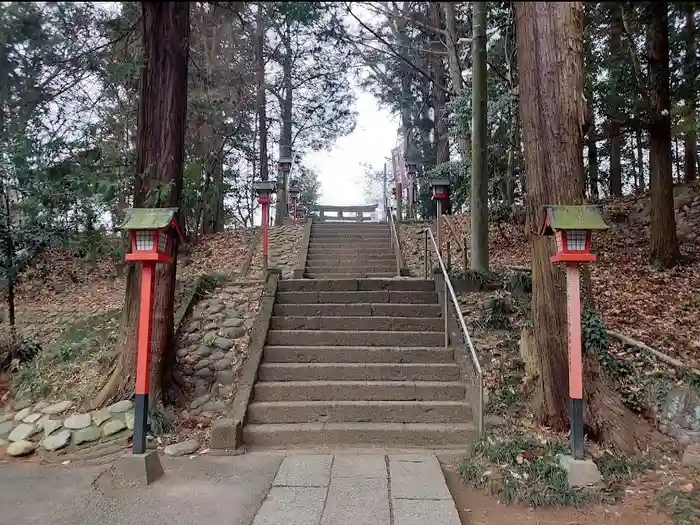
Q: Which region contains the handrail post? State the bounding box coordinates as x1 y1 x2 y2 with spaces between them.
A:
443 278 448 348
423 230 428 280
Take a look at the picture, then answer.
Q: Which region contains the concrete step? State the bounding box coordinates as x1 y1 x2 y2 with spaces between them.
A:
304 266 396 274
275 291 439 304
258 362 460 381
243 422 477 447
311 225 388 231
304 272 397 279
306 252 395 260
270 316 442 332
310 242 391 248
304 257 397 266
272 303 441 317
263 345 453 363
277 279 435 293
310 233 390 240
253 380 466 401
267 330 444 347
248 400 471 424
307 248 395 255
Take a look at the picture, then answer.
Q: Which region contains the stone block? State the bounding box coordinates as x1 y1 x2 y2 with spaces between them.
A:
332 454 387 479
321 478 389 525
557 454 602 487
273 455 332 488
115 450 164 487
682 443 700 468
210 418 241 450
253 487 327 525
392 498 461 525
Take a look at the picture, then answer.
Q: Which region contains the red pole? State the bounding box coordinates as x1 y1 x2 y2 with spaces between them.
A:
260 196 269 269
566 263 584 460
133 263 155 454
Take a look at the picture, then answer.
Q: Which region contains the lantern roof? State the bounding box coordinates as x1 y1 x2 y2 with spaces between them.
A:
540 205 608 235
118 207 179 231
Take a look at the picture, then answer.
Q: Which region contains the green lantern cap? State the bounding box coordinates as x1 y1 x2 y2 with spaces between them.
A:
541 205 609 235
117 208 179 231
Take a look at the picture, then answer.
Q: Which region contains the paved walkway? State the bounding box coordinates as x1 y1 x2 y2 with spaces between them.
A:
0 452 460 525
253 453 460 525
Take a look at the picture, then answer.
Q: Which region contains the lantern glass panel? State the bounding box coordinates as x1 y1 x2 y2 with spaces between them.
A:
566 229 588 251
136 230 154 250
158 231 168 252
555 231 563 253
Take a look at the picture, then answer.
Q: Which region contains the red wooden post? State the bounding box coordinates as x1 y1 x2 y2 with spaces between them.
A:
133 263 155 454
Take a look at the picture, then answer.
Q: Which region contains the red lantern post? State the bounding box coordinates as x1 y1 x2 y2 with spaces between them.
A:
119 207 183 456
429 177 450 253
254 180 276 269
541 205 609 460
288 180 300 224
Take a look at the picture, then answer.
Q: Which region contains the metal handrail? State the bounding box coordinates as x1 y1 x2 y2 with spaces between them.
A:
425 227 484 436
386 197 404 276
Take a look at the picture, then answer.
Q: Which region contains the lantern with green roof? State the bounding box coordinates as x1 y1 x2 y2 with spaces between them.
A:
540 205 609 264
118 207 183 264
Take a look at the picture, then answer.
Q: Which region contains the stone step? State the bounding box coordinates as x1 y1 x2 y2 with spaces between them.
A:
253 380 466 401
270 316 442 332
304 256 397 265
248 400 472 424
310 233 390 240
275 291 439 304
310 242 391 248
267 329 444 347
277 279 435 293
311 225 388 231
304 265 396 274
243 422 477 447
257 362 460 381
272 303 441 317
304 272 397 279
307 248 394 255
263 345 453 363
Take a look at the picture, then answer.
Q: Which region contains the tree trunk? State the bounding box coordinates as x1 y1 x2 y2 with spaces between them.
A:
684 1 697 183
94 2 190 409
647 3 680 269
256 2 269 182
430 3 449 165
636 126 645 192
516 1 653 454
608 7 623 197
275 30 292 226
442 1 471 162
470 2 489 272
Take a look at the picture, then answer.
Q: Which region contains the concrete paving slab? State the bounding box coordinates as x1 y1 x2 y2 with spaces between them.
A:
321 477 389 525
273 454 333 487
389 453 452 500
392 498 461 525
331 454 387 479
253 486 328 525
0 455 283 525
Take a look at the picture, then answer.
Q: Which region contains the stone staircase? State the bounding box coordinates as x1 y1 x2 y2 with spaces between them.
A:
243 222 475 447
303 222 396 278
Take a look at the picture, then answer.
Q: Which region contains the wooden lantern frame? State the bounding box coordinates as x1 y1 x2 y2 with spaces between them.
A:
540 205 609 264
119 208 183 264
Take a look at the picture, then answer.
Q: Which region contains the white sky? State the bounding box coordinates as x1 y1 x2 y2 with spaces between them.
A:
305 82 399 207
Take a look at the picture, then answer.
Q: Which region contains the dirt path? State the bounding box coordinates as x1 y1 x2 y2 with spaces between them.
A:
442 466 672 525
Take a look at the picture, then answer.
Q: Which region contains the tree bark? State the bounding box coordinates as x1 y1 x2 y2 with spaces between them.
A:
608 7 623 197
256 2 269 182
684 1 697 183
94 2 190 409
636 126 645 192
442 2 471 162
471 2 489 272
430 3 449 165
275 28 292 226
647 3 680 269
516 1 653 453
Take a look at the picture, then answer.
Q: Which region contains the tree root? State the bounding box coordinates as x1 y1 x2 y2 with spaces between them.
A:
607 329 700 376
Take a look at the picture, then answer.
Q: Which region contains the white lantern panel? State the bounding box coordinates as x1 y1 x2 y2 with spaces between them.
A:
566 229 588 251
136 230 154 250
158 231 168 252
555 231 563 252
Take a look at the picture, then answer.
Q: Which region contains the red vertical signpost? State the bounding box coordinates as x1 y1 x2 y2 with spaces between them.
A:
255 180 276 270
119 208 183 456
429 178 450 257
540 205 609 460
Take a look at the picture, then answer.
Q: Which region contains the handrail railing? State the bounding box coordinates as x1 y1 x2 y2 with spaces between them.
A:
425 227 484 436
386 197 405 277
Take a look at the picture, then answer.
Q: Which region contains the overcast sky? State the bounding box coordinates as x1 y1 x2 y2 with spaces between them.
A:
305 81 399 207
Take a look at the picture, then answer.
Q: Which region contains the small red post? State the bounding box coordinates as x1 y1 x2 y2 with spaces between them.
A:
259 195 270 270
133 263 155 454
566 264 584 460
